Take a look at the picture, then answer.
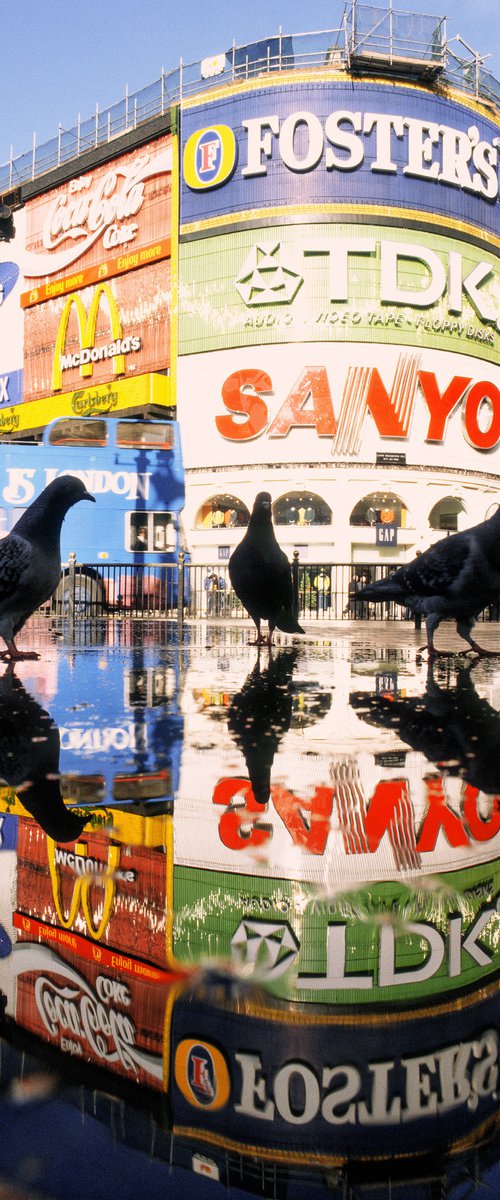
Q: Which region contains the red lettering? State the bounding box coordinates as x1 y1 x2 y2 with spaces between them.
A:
364 366 415 437
417 778 469 852
418 371 470 441
268 368 336 437
213 778 272 850
362 780 413 852
271 786 333 854
463 381 500 450
215 369 271 441
463 789 500 841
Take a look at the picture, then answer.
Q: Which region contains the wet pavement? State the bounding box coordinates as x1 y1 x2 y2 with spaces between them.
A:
0 616 499 1198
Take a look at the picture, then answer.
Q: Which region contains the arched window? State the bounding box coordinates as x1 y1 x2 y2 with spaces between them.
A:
428 497 465 533
350 491 408 528
273 491 332 526
194 494 250 530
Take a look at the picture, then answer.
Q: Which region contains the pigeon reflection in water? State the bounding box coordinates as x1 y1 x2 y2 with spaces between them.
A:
228 649 298 805
0 667 86 842
350 661 500 794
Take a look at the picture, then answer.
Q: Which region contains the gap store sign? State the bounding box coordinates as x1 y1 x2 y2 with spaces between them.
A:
181 81 500 242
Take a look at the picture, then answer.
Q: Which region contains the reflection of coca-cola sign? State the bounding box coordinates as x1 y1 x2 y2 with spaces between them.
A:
13 942 165 1086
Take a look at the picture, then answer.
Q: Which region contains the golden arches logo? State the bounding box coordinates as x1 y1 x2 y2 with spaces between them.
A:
47 838 121 941
51 283 125 392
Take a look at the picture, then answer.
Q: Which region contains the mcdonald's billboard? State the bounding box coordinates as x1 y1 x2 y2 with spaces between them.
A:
22 264 171 403
15 818 169 967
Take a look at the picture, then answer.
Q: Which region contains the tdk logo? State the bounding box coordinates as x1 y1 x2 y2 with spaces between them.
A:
0 262 19 306
183 125 237 190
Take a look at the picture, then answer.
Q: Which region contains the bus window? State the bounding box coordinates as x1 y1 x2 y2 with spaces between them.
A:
128 512 176 552
116 421 174 450
153 514 176 551
48 418 108 446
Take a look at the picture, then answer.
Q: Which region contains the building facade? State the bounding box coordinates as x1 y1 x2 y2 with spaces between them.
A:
0 9 499 570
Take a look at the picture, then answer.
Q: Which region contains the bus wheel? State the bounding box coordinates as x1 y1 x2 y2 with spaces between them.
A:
55 572 105 616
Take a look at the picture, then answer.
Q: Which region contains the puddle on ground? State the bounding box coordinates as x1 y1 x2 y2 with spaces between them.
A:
0 619 499 1198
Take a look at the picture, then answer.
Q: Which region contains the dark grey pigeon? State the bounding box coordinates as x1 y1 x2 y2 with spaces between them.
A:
228 648 298 804
350 660 500 795
228 492 305 646
0 475 95 660
356 507 500 657
0 665 87 842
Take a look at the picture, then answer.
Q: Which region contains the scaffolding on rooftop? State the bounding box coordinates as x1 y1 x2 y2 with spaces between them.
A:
0 3 498 196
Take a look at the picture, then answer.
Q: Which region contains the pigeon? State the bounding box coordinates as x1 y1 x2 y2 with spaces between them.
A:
228 492 305 646
0 666 87 842
228 648 298 804
350 660 500 794
356 508 500 657
0 475 95 660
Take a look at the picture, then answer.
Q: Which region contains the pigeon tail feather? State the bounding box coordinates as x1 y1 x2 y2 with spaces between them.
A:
274 608 305 634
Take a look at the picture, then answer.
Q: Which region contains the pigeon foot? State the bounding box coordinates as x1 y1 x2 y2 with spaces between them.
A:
463 642 500 657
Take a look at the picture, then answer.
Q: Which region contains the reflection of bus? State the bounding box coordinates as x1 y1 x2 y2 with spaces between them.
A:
0 415 185 608
0 637 184 817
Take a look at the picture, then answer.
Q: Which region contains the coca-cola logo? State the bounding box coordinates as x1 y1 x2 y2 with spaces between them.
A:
27 146 172 277
35 972 137 1071
13 943 163 1082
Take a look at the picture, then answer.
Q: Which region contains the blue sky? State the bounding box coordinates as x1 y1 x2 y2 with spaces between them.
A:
1 0 498 168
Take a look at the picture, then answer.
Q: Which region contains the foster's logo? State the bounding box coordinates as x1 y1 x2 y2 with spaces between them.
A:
183 125 237 190
174 1038 230 1110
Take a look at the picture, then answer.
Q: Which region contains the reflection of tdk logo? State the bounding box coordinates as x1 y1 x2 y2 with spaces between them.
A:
231 919 299 978
0 262 19 306
236 242 303 305
183 125 237 190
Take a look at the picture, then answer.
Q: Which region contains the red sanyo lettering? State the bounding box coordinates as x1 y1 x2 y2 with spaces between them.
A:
213 778 500 854
215 367 500 451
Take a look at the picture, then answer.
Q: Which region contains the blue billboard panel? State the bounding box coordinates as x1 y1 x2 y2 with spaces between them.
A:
181 81 500 242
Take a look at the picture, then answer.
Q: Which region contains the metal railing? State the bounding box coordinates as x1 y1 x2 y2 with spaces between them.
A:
1 5 498 194
43 559 500 625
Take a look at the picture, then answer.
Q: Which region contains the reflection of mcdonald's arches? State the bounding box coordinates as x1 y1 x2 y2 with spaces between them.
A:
51 284 139 392
47 837 120 941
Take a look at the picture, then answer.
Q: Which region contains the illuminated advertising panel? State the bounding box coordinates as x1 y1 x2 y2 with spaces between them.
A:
23 263 170 403
177 343 500 472
173 858 500 1006
10 937 170 1091
171 981 500 1161
179 224 499 365
0 206 25 406
15 818 168 966
180 82 500 244
21 135 172 301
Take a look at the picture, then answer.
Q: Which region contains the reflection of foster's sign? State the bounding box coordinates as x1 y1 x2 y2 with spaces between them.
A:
171 982 500 1161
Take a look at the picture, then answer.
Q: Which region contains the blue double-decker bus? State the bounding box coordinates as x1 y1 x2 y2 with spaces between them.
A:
0 415 186 609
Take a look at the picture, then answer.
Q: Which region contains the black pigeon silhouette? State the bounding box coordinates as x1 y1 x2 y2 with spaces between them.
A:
350 661 500 793
356 509 500 657
0 666 87 842
0 475 95 660
229 492 305 646
228 649 297 804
